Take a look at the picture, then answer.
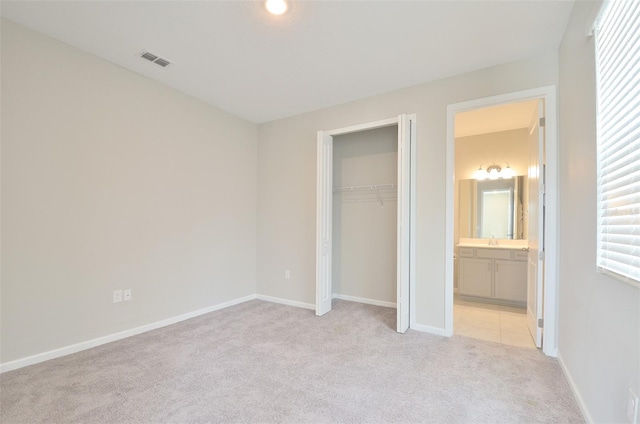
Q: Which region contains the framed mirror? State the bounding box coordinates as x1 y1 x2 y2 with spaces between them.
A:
459 175 526 240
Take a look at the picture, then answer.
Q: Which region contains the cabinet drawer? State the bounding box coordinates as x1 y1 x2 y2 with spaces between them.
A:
459 247 475 258
513 250 529 261
476 248 511 260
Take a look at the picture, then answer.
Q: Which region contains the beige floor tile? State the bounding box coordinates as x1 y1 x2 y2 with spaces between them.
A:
464 302 502 312
500 311 527 321
457 317 500 332
501 330 536 348
463 307 500 321
456 324 501 343
500 311 528 322
453 297 538 349
500 305 527 314
500 317 529 334
453 299 477 308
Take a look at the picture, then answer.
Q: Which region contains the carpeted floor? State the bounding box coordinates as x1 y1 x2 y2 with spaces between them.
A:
0 299 583 423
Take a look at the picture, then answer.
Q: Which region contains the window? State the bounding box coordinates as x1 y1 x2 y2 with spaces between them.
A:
594 0 640 285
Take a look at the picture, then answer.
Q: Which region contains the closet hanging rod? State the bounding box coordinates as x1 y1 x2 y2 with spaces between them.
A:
333 183 397 193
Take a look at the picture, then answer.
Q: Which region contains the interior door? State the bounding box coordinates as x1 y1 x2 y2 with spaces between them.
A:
316 116 414 326
526 100 545 347
396 115 412 333
315 131 333 316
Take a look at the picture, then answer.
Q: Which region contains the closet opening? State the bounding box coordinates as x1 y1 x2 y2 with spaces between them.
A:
316 115 416 333
445 86 558 356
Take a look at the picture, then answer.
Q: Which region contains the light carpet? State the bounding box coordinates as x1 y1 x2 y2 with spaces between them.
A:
0 299 583 423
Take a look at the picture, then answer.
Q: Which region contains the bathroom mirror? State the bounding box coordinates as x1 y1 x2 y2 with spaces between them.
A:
459 176 527 240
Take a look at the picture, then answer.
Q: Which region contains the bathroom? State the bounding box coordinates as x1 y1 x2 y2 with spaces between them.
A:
452 99 542 348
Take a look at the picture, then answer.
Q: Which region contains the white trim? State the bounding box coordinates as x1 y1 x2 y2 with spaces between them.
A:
445 85 559 356
445 104 456 338
326 117 398 137
597 267 640 289
409 114 417 329
257 294 315 310
333 293 397 308
558 354 593 423
315 130 333 316
585 0 608 36
316 115 416 333
411 323 448 337
0 294 257 374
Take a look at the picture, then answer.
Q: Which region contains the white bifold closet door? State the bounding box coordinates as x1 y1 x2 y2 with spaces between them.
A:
316 115 414 334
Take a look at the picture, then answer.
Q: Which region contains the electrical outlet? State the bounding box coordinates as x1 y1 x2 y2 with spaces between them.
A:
285 270 291 279
123 289 132 301
113 290 123 303
628 389 639 423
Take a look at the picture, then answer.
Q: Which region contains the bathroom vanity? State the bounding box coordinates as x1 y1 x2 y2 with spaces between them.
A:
457 241 528 307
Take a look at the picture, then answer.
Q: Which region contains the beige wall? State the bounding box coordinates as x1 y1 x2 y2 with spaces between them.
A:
558 2 640 422
1 20 258 363
454 128 530 243
257 52 559 329
332 126 398 303
455 128 530 180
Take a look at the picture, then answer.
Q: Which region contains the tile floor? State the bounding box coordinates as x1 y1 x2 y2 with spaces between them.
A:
453 294 536 349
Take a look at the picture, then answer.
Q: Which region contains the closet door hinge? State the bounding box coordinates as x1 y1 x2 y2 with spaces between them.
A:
539 117 546 127
538 318 544 328
539 251 545 261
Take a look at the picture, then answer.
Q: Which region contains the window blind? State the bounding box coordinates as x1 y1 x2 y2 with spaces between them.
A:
595 0 640 285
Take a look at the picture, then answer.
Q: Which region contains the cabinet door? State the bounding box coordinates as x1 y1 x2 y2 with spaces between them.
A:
459 258 492 298
494 259 527 303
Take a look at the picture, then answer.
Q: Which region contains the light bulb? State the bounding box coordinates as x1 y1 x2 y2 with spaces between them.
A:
474 167 487 181
501 165 514 179
265 0 288 15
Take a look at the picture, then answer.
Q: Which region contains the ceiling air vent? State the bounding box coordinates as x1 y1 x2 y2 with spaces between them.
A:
138 50 172 68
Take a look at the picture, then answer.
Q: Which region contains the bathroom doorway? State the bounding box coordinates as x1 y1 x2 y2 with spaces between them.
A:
445 87 558 356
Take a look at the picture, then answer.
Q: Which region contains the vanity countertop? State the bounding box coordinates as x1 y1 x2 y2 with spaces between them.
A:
457 238 528 250
457 243 528 250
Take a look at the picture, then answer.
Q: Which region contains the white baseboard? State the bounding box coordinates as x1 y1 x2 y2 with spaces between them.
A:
411 323 449 337
557 353 593 424
256 294 315 310
0 294 257 374
332 293 397 309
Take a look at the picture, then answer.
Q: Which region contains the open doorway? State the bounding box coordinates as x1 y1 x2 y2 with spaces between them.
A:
446 87 558 357
454 99 538 348
316 115 416 334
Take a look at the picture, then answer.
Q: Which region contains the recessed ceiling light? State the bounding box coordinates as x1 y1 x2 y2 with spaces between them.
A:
265 0 288 15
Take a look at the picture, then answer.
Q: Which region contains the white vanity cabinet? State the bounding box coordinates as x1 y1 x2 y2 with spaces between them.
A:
458 246 527 306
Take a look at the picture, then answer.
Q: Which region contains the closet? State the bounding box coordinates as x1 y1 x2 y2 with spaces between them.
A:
332 125 398 306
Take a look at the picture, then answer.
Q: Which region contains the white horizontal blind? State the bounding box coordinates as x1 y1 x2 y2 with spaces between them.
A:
595 0 640 285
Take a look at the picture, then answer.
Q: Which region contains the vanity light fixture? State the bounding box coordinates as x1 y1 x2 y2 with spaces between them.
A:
265 0 288 15
474 163 514 180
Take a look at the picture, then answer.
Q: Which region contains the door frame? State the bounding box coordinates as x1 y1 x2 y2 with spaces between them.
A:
445 86 558 356
315 115 417 333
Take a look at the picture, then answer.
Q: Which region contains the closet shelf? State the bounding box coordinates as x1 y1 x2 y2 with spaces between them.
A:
333 184 397 207
333 183 397 193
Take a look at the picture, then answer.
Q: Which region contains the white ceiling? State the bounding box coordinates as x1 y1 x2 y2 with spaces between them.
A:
1 1 575 124
455 99 540 138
